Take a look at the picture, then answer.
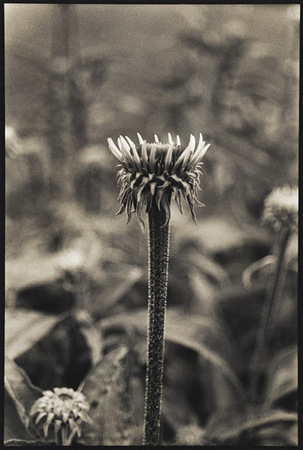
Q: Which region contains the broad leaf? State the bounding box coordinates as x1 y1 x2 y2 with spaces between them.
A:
93 266 144 316
4 438 51 446
265 345 298 409
13 309 102 391
72 309 103 365
4 357 44 439
5 307 65 360
4 389 36 443
78 346 135 445
205 407 297 445
101 308 244 398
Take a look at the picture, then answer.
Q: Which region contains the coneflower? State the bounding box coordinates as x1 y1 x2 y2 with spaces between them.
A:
30 387 92 446
108 133 210 445
250 185 298 403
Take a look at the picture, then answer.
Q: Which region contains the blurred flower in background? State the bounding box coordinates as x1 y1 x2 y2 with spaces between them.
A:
262 186 298 233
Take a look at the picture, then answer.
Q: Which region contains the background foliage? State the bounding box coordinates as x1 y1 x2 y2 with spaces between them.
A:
5 4 298 446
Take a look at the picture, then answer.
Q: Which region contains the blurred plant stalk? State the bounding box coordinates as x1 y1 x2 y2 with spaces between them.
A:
46 4 85 197
249 227 291 404
249 186 298 404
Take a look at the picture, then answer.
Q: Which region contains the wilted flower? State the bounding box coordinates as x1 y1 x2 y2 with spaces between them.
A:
108 133 210 228
262 185 298 233
30 387 92 444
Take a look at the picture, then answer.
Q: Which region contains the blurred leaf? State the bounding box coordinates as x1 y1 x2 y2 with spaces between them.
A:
5 251 63 293
4 357 43 439
94 266 144 316
4 389 38 443
265 345 298 410
179 246 230 286
5 308 65 360
161 344 207 440
242 255 275 288
4 439 47 447
174 214 250 256
15 312 94 390
187 269 217 317
78 346 135 445
205 407 298 445
73 310 103 365
101 308 244 398
4 439 52 447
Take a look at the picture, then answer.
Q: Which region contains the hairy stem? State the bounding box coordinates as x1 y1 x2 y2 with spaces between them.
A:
143 200 170 446
249 226 291 403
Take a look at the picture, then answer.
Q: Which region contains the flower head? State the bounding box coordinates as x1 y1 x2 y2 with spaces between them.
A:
30 387 92 443
262 185 298 233
108 133 210 228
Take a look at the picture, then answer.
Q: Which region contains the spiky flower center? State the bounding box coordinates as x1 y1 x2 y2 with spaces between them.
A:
262 185 298 233
30 387 92 441
108 133 210 228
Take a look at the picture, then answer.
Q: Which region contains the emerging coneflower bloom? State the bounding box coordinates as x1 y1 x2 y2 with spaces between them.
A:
30 387 92 445
108 133 210 228
108 132 210 445
262 185 298 233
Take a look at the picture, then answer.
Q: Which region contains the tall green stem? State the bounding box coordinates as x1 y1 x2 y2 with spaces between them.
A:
249 227 291 403
143 200 170 446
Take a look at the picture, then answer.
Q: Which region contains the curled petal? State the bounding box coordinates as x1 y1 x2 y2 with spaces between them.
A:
172 134 195 173
107 138 123 162
137 132 144 145
164 143 174 172
126 136 142 169
35 411 47 424
119 136 133 163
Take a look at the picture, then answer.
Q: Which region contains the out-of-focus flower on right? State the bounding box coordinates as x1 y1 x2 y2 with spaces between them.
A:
262 185 298 233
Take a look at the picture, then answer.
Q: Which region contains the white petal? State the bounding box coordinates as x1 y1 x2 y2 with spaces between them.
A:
176 135 181 146
188 134 196 153
125 136 136 151
172 134 195 172
164 143 174 172
149 144 157 172
126 135 142 168
200 142 210 159
189 140 210 168
119 135 130 152
168 133 174 145
137 132 144 145
118 136 132 162
141 142 148 168
189 133 204 162
154 134 160 143
196 133 204 154
107 138 123 161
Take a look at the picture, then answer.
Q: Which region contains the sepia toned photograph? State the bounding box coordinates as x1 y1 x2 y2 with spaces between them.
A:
4 3 299 446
